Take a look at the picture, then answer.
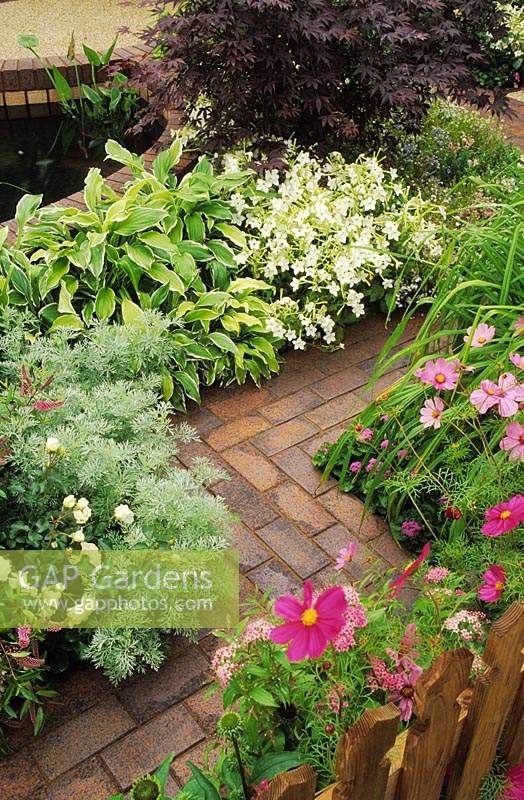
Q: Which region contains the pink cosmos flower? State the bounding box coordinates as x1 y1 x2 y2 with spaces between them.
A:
270 581 348 661
479 564 506 603
419 396 444 429
335 543 357 571
500 764 524 800
416 358 459 391
33 399 64 412
481 494 524 537
500 421 524 462
471 373 524 417
388 663 423 721
513 318 524 335
510 353 524 370
464 322 496 348
389 542 431 597
470 380 500 414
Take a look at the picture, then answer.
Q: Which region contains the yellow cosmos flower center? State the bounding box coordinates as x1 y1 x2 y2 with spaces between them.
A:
487 388 495 395
477 336 486 343
520 434 524 444
301 608 318 626
435 373 446 384
495 581 504 591
499 510 511 520
432 410 440 417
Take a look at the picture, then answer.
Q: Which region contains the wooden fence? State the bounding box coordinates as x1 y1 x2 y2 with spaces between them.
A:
265 601 524 800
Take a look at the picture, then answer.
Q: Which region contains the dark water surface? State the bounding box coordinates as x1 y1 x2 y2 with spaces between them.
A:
0 115 158 222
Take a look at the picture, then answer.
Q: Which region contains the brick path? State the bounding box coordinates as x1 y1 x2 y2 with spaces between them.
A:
1 312 418 799
4 96 524 799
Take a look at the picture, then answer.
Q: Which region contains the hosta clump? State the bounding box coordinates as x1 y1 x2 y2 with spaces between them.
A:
227 146 444 348
0 138 279 406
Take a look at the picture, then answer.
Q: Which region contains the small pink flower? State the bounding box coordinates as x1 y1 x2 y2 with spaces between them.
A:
380 414 389 422
496 373 524 417
513 317 524 335
479 564 506 603
500 421 524 462
33 399 64 412
464 322 496 348
388 664 423 721
416 358 459 391
401 519 423 538
481 494 524 537
397 449 409 458
366 457 378 472
270 581 348 661
380 439 389 449
510 353 524 370
335 542 357 571
359 428 374 442
419 396 444 429
349 461 362 473
17 626 32 648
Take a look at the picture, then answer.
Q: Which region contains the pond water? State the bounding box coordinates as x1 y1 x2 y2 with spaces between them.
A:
0 115 158 222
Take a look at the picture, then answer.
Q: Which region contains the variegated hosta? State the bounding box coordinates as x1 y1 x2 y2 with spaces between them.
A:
0 139 279 409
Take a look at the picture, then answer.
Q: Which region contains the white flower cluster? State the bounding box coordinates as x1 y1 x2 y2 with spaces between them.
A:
229 146 443 347
487 3 524 60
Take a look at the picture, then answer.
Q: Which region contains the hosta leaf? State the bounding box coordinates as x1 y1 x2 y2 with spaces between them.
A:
214 222 247 248
207 239 236 267
110 208 167 236
95 287 116 319
139 231 178 252
58 280 75 314
208 331 239 355
174 370 201 403
184 212 205 242
121 297 146 327
177 241 213 261
49 313 84 331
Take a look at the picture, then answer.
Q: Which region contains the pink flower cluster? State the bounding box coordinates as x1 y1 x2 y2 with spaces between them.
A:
401 519 423 538
368 625 422 721
17 626 32 648
501 764 524 800
424 567 450 584
211 643 240 688
331 586 367 653
327 683 350 714
242 618 273 645
444 610 488 642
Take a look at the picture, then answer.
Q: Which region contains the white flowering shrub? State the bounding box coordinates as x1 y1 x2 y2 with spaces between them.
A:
224 146 444 349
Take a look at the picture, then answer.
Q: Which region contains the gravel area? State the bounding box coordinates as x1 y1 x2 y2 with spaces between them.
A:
1 0 152 59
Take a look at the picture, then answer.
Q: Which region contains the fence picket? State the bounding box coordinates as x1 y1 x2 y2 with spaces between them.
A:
503 667 524 766
446 602 524 799
397 648 473 800
266 764 317 800
332 704 400 800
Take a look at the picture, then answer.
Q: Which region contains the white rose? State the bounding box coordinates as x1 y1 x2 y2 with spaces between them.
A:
62 495 76 509
45 437 61 453
50 541 58 549
75 498 90 511
73 508 91 524
71 529 85 543
113 504 134 525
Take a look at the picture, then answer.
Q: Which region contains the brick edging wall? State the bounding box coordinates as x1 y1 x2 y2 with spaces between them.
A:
0 44 149 119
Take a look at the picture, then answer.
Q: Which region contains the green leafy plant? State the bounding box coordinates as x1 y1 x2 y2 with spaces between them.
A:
316 179 524 616
106 753 175 800
0 140 279 408
17 34 141 148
